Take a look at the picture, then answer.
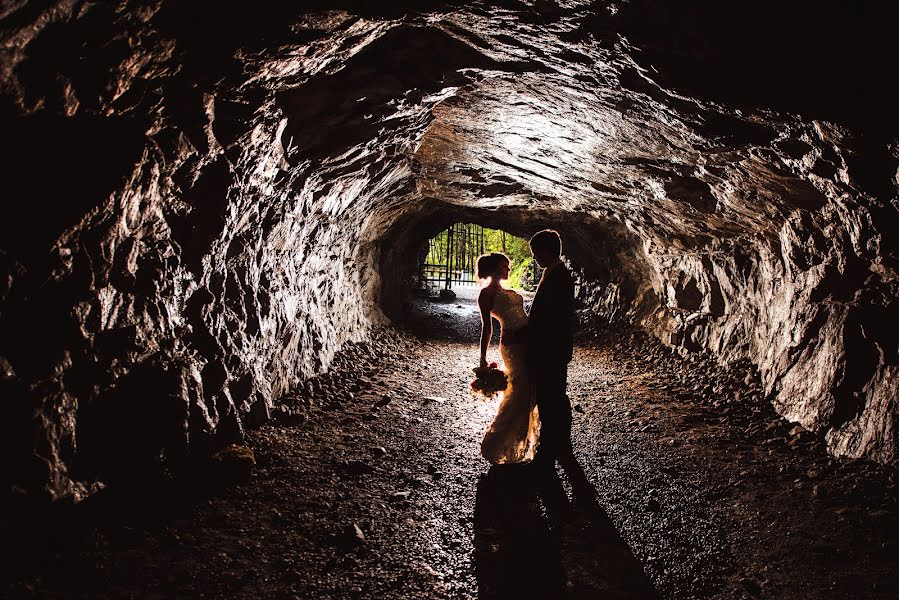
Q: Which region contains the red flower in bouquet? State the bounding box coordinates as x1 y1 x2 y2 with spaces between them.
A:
470 362 508 400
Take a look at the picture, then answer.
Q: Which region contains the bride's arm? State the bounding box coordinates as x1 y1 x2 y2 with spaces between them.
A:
477 288 494 367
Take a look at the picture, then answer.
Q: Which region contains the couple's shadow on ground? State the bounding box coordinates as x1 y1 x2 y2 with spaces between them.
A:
474 456 657 599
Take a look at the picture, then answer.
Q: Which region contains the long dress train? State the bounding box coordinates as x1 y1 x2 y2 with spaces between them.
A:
480 287 540 464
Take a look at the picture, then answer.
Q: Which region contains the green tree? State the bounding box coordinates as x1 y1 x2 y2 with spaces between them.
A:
423 225 536 290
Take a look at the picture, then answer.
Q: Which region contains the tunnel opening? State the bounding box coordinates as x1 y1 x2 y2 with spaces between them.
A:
366 199 657 335
418 223 538 294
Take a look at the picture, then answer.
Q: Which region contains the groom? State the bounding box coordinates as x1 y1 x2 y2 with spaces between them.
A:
526 229 575 472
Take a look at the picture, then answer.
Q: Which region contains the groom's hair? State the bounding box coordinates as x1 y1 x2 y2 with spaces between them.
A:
529 229 562 257
476 252 509 279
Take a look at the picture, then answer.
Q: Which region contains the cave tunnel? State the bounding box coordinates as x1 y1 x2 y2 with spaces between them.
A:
1 1 898 598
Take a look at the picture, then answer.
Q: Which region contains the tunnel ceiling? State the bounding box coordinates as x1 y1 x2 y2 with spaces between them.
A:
1 1 897 499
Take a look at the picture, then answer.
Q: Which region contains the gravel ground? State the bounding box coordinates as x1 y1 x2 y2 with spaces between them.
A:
4 295 898 599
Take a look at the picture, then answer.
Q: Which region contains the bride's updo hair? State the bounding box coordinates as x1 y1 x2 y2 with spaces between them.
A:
476 252 510 280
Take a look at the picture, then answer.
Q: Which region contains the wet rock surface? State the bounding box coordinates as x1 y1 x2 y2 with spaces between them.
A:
4 302 896 599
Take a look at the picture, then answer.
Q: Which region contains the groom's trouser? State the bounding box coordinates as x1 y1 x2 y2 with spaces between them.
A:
534 361 572 462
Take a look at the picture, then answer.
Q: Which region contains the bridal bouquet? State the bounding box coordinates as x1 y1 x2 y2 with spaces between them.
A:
470 362 508 400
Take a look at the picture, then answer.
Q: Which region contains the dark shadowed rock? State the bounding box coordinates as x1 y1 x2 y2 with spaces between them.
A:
210 443 256 483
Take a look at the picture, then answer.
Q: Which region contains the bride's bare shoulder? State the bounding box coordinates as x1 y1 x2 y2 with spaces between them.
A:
478 286 498 306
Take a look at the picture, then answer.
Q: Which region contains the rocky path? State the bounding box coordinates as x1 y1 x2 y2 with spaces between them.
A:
5 297 898 599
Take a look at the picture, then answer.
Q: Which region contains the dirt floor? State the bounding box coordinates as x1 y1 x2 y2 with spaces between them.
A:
3 290 898 599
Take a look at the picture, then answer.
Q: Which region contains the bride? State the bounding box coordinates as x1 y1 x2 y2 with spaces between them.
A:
476 252 540 464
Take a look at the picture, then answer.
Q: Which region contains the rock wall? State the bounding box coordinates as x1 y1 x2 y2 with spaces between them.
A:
1 1 896 500
0 2 444 499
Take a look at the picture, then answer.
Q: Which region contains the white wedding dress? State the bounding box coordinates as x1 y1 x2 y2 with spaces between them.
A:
480 287 541 464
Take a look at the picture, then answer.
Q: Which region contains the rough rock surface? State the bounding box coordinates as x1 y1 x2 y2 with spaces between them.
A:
0 1 897 499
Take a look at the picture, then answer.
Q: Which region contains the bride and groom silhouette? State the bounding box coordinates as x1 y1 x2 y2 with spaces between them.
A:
472 230 658 598
477 229 575 474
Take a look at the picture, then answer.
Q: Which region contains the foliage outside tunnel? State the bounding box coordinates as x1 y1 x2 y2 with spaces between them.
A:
421 224 538 291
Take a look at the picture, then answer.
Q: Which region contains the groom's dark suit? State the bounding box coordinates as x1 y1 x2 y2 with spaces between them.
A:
527 261 575 464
